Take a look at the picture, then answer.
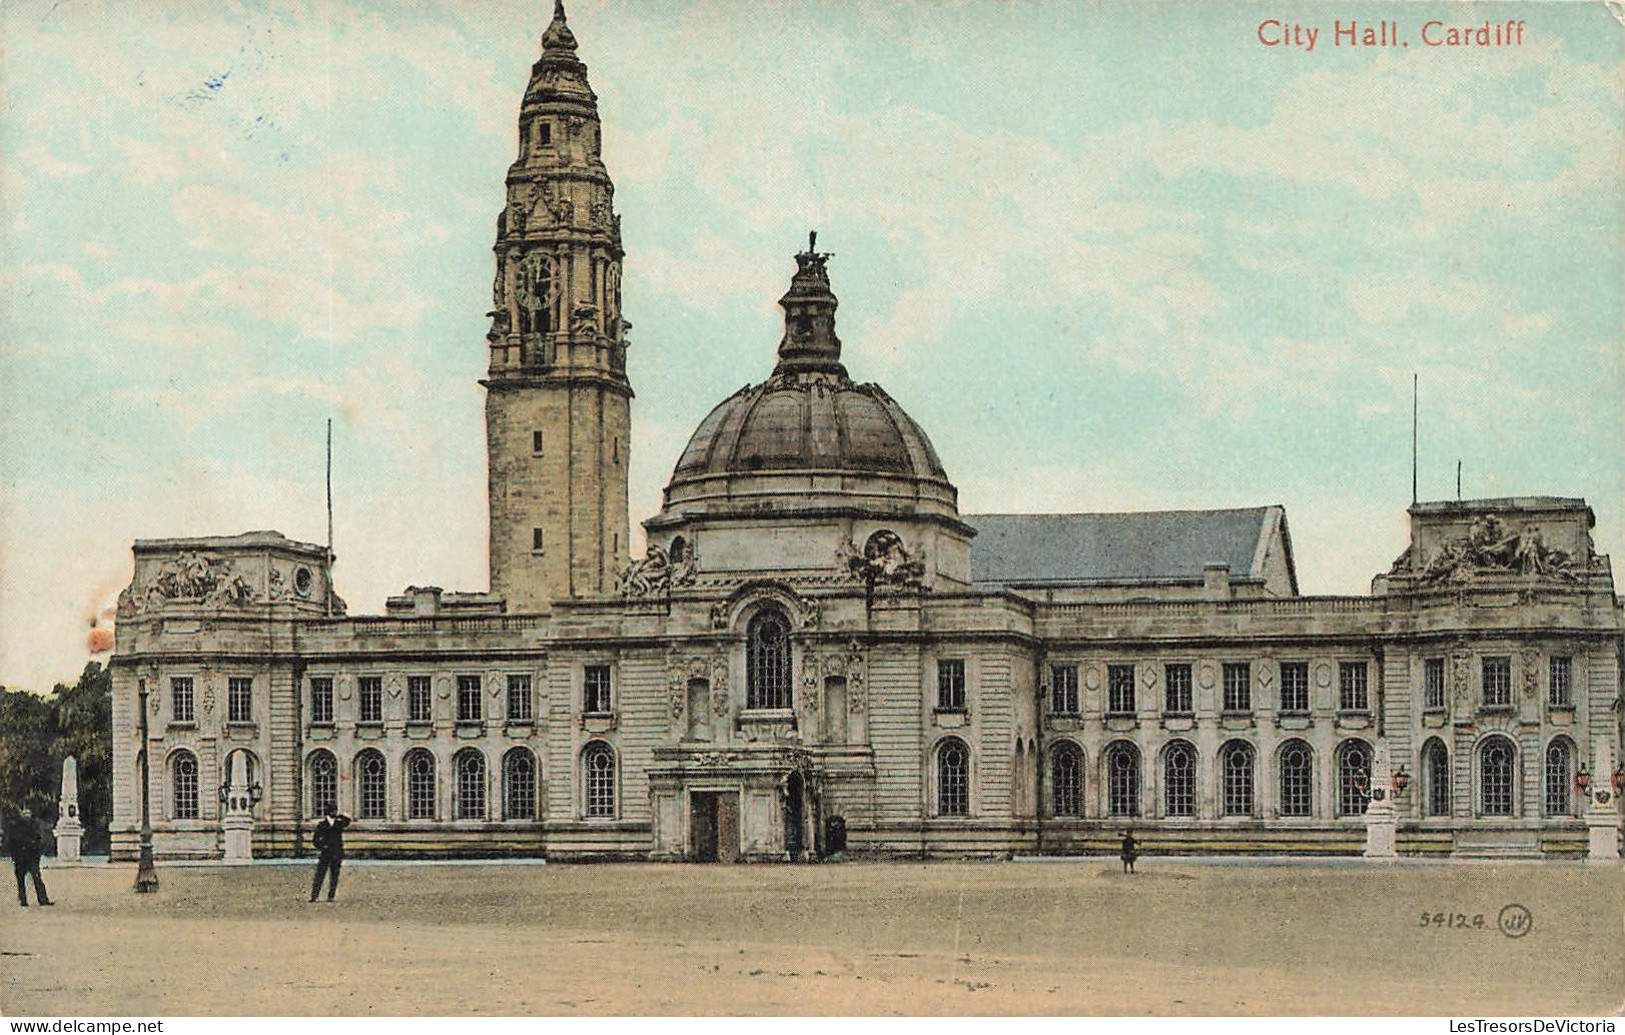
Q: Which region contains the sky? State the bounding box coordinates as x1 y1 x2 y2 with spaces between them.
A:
1 0 1621 692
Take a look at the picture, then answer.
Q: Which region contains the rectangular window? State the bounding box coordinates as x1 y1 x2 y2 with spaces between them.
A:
538 121 551 146
1163 664 1193 714
1424 658 1446 710
1549 656 1572 707
170 677 195 723
1338 661 1369 711
584 665 613 714
936 659 966 712
1222 663 1251 712
358 676 383 723
1049 664 1078 714
457 675 483 722
408 675 432 723
227 677 252 724
1482 656 1512 708
532 527 545 553
532 430 544 455
310 677 333 725
1107 664 1136 715
507 674 533 722
1279 662 1309 713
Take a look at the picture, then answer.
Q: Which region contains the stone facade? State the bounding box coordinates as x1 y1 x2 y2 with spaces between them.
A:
109 5 1624 863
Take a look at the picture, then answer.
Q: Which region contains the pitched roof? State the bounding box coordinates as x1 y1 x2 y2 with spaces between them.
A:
966 507 1292 588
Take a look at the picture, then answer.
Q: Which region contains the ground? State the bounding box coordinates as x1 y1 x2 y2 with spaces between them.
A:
1 859 1620 1016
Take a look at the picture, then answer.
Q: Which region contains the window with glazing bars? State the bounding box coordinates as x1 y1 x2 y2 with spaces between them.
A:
455 750 485 820
171 677 195 723
584 665 613 714
1107 665 1136 715
1050 665 1078 714
1548 656 1572 707
1424 740 1450 817
1279 662 1309 712
358 676 382 723
1222 743 1254 816
1051 744 1082 817
937 659 966 711
1338 741 1372 816
1163 742 1196 817
1339 662 1369 711
172 752 198 819
1544 740 1571 816
406 751 436 820
746 608 792 709
1424 658 1446 710
227 677 252 723
310 752 337 817
1164 664 1192 714
358 752 386 820
1107 744 1140 816
457 675 482 722
408 675 433 723
1222 663 1251 712
1480 737 1515 816
310 677 334 724
584 743 616 818
1279 742 1312 817
937 739 969 816
507 674 533 722
1482 656 1511 707
504 750 536 820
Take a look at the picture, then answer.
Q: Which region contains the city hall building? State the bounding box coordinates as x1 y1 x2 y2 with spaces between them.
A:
110 6 1624 863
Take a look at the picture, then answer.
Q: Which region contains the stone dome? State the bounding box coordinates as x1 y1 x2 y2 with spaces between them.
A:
672 373 949 482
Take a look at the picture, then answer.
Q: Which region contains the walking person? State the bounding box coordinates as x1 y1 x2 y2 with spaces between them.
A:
5 806 54 907
309 804 352 902
1119 829 1138 875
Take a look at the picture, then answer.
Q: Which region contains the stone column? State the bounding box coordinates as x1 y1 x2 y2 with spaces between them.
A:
54 755 83 862
221 751 254 865
1363 740 1397 860
1586 737 1621 864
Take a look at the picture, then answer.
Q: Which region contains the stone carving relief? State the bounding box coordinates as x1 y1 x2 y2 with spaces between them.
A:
386 674 403 700
487 671 504 700
1418 515 1578 583
711 653 730 718
1520 649 1539 700
338 675 354 702
841 529 926 589
571 301 600 337
619 540 698 597
200 672 216 716
118 552 259 616
1451 650 1472 713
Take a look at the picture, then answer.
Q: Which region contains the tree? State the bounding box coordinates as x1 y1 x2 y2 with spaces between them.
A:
0 662 114 853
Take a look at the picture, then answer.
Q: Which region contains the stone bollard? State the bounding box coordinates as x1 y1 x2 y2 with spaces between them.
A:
55 755 84 862
1586 738 1621 864
221 752 254 865
1363 741 1397 861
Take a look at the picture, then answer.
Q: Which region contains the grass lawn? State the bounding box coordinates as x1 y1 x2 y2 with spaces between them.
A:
1 859 1619 1016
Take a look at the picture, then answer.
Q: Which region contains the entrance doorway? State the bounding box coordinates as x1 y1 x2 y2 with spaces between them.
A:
689 791 738 863
784 772 805 862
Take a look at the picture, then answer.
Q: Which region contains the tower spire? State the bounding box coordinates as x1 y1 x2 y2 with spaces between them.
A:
542 0 577 53
774 232 845 377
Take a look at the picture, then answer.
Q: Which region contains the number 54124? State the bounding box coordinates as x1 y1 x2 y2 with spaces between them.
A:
1419 912 1485 929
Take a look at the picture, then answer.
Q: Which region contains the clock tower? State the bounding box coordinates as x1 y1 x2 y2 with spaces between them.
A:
484 0 631 613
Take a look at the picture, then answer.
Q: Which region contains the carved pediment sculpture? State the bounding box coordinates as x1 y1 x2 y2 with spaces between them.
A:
122 552 260 614
1420 516 1578 584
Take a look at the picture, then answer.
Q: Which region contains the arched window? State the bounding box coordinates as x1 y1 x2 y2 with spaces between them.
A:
746 607 793 710
171 751 199 820
405 749 436 820
455 749 486 820
1106 742 1141 818
356 750 386 820
1221 741 1254 817
1422 738 1450 818
1051 742 1083 818
583 741 616 819
1544 739 1573 817
937 738 970 816
1278 740 1313 817
1337 740 1373 817
308 750 337 818
669 536 687 565
1480 736 1516 817
1163 741 1196 817
503 749 537 821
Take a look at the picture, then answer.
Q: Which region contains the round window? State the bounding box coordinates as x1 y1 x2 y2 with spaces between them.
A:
294 567 314 597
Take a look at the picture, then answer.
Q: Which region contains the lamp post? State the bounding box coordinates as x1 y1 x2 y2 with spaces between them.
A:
134 679 159 893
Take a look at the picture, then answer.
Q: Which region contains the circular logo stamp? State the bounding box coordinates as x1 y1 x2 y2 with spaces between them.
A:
1497 903 1533 939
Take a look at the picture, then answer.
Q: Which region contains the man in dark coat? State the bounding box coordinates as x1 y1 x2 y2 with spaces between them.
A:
1119 829 1138 875
309 805 352 902
6 807 54 906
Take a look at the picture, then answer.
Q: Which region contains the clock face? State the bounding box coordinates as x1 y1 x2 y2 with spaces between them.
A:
515 253 559 311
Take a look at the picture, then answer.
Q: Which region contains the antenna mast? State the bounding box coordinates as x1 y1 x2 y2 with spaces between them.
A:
1411 373 1418 505
1456 459 1462 501
325 418 334 618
